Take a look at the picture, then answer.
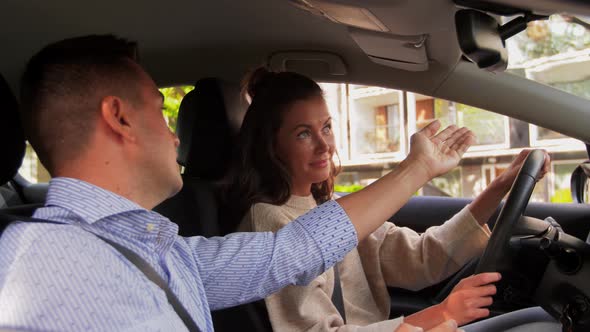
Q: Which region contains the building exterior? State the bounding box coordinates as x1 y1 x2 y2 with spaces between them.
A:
323 83 586 203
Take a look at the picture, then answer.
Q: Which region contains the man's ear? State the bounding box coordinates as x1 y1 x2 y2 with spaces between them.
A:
100 96 136 143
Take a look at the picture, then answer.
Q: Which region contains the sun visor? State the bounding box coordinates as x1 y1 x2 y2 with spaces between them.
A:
287 0 390 32
268 51 347 76
348 28 429 71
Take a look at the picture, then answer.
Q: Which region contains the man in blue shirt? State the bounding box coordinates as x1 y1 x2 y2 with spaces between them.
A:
0 35 474 331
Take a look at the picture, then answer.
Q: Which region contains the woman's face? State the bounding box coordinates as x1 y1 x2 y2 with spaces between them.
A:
275 96 335 196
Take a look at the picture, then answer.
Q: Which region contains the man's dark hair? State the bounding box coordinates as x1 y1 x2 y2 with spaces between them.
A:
20 35 141 173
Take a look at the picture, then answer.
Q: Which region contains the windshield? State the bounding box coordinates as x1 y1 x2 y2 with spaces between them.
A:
505 14 590 101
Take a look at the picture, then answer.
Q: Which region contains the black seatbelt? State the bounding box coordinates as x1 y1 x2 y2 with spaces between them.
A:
331 263 347 323
0 213 201 332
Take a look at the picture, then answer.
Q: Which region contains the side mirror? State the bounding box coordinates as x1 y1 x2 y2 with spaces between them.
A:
455 9 508 72
571 162 590 203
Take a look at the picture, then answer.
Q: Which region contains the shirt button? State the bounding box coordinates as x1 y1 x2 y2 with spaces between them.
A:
146 223 155 232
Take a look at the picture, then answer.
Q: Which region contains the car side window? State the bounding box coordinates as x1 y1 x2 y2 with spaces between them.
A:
19 142 50 183
17 85 194 184
320 83 586 203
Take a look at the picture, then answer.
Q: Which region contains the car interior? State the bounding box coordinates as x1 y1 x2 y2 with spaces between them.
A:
2 0 590 331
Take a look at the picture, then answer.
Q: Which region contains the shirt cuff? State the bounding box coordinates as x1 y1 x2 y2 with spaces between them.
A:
293 200 358 268
355 316 405 331
464 207 492 237
435 206 490 266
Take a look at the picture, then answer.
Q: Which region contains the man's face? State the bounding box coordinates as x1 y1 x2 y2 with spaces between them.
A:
131 67 183 201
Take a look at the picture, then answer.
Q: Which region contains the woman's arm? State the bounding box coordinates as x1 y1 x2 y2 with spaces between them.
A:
372 150 549 289
468 149 550 225
404 272 501 329
363 210 489 290
338 120 475 241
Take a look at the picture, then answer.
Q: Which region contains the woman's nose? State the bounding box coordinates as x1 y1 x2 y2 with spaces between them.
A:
316 135 329 153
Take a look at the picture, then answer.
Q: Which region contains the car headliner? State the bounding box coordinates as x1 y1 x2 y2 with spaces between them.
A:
2 0 590 143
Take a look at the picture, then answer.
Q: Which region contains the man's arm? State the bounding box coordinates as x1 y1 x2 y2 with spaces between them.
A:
0 223 183 331
187 200 357 310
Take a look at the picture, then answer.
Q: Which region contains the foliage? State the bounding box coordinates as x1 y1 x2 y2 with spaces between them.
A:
334 184 365 193
430 168 462 197
434 100 506 146
159 85 195 132
551 79 590 100
551 188 573 203
515 16 590 62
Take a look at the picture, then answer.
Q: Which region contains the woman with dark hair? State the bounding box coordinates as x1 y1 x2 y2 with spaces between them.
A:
225 67 551 332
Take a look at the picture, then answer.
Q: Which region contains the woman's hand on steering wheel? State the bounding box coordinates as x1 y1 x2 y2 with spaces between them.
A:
467 149 550 228
490 149 550 194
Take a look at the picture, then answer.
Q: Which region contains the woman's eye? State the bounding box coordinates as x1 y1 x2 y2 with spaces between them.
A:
297 131 311 139
322 124 332 134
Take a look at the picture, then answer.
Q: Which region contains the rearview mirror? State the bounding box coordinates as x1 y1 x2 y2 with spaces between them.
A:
455 9 508 72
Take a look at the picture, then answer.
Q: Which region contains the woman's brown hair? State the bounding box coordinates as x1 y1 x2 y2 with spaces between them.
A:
222 67 340 231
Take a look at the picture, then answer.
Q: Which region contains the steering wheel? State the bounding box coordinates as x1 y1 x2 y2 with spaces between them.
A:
433 149 546 304
475 149 546 274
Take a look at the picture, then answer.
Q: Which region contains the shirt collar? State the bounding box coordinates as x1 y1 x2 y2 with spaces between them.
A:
45 177 146 224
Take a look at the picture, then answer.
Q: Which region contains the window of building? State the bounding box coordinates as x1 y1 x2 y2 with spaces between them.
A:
425 168 463 197
319 83 348 163
409 93 510 151
529 125 586 151
348 86 405 161
482 164 509 186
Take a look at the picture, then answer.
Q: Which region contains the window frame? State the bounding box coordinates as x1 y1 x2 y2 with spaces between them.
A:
347 86 407 163
529 124 586 150
407 93 511 153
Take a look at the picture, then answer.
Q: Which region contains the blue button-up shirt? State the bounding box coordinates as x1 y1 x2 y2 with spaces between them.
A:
0 178 357 331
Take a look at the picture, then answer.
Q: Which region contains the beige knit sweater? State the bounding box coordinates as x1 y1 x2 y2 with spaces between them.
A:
238 195 491 332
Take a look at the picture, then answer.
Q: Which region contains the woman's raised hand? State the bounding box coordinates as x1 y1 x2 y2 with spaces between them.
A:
336 119 475 241
406 120 476 179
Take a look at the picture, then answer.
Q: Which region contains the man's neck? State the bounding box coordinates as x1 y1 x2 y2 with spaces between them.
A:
54 161 159 210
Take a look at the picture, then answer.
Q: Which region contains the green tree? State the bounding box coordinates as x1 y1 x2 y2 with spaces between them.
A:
159 86 195 132
551 188 573 203
515 16 590 62
334 184 365 193
507 15 590 102
434 99 506 146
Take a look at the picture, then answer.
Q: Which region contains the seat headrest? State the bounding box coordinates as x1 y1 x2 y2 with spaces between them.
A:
0 75 25 185
176 78 247 180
